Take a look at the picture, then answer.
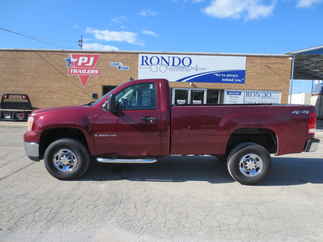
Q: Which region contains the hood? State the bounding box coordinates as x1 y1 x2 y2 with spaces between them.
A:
32 105 91 115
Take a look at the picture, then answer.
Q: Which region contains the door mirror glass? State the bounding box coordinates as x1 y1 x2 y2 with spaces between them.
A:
103 94 119 113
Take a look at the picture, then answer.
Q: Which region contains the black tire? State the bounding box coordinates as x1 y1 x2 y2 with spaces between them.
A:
44 138 90 180
216 155 227 163
227 143 271 185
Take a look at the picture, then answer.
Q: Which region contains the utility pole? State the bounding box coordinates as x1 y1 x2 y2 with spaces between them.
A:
78 35 83 49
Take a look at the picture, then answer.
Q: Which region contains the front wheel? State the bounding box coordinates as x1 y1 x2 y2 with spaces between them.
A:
44 138 90 180
227 143 271 185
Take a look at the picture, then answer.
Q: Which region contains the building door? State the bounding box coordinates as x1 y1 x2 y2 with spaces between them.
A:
207 89 222 104
102 85 116 95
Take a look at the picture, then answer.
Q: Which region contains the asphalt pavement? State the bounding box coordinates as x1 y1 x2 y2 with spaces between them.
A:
0 125 323 242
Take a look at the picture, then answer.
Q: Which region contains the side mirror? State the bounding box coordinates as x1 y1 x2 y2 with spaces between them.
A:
104 94 119 114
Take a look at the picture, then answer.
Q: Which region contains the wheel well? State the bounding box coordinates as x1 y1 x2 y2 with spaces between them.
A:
39 128 88 159
226 128 277 155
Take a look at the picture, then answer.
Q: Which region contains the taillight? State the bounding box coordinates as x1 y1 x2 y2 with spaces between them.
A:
308 112 317 135
27 116 34 131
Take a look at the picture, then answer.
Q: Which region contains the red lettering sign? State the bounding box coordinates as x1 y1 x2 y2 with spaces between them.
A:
65 54 100 86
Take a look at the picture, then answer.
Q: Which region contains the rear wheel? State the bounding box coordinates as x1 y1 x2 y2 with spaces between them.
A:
44 138 90 180
227 143 271 185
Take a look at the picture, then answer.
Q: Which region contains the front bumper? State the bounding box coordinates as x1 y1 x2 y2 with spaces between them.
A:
305 138 320 152
24 142 40 161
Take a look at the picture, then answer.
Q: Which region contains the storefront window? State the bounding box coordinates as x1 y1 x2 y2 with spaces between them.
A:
174 89 189 105
190 90 205 105
172 88 222 105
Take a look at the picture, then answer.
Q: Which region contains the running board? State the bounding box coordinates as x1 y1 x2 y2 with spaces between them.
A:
96 157 158 164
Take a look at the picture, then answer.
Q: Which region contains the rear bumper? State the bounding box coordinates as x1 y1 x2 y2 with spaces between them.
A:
24 142 40 161
305 138 320 152
0 110 31 121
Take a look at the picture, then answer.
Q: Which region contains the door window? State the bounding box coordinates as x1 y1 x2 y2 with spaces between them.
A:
115 83 156 110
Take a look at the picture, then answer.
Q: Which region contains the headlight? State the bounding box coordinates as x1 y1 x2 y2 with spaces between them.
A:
27 116 34 131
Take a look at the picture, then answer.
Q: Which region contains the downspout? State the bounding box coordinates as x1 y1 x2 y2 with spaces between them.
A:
288 56 295 104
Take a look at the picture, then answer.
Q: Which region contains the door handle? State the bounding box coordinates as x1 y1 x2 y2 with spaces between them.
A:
141 116 158 123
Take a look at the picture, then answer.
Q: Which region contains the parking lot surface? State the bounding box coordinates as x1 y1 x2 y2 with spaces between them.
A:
0 126 323 242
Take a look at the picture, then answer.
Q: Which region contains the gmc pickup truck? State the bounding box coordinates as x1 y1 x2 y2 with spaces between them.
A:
24 79 320 185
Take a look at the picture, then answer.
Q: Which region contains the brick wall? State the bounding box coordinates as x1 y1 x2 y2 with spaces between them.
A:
0 50 291 108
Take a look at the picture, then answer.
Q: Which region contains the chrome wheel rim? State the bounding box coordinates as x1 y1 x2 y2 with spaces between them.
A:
53 149 78 173
239 153 263 177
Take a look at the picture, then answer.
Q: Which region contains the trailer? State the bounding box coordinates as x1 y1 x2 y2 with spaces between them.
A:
0 93 33 121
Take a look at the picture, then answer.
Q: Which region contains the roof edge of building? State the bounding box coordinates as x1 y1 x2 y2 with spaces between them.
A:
0 48 291 58
287 45 323 55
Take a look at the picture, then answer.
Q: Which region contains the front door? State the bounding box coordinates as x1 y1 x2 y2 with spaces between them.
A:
93 82 161 157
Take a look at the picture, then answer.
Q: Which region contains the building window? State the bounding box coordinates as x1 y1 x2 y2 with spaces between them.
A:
172 88 222 105
190 89 206 105
174 89 189 105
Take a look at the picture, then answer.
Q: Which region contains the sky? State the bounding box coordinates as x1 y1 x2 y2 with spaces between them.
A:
2 0 323 93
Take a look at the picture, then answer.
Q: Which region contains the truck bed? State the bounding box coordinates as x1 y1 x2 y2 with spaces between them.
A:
170 104 314 156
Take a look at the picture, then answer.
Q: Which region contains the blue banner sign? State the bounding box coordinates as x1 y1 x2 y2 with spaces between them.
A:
138 54 246 84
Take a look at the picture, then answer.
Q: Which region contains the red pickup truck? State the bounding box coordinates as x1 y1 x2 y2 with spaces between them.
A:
24 79 319 185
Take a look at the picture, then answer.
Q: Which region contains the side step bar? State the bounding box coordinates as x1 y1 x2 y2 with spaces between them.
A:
96 158 158 164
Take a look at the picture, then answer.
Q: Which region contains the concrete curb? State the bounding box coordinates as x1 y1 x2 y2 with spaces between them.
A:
0 122 27 127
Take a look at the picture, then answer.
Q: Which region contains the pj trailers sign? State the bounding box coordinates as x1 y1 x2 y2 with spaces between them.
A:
138 54 246 84
65 54 100 87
